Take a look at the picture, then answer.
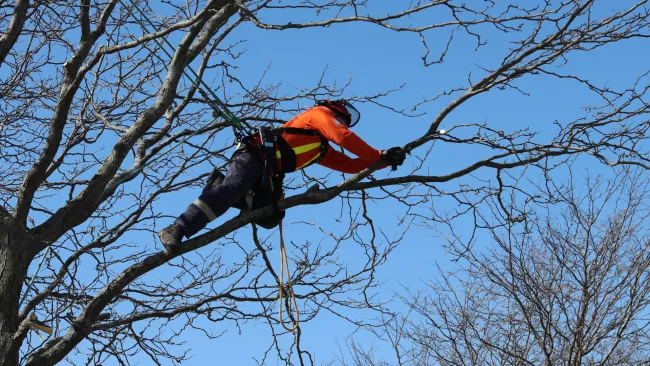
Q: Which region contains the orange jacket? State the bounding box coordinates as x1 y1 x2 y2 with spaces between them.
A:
278 106 386 174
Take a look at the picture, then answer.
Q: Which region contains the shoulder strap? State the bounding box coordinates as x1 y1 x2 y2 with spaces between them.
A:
273 127 332 172
275 127 320 137
275 127 330 149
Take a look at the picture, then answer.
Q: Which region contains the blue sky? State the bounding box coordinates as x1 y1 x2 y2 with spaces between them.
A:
13 1 650 364
167 12 607 365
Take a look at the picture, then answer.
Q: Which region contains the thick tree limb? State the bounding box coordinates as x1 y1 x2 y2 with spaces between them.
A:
23 132 583 364
12 0 119 226
0 0 31 66
31 1 238 250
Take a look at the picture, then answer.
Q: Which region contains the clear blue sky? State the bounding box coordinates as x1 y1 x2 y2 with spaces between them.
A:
36 1 648 364
172 15 640 366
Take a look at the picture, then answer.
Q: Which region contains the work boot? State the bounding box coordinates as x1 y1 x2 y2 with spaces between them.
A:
158 223 185 253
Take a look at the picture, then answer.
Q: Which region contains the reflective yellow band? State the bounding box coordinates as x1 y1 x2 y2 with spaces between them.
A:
297 152 321 169
276 142 321 159
292 142 321 155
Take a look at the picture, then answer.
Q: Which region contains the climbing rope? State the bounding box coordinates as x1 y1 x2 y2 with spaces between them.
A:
120 0 247 137
278 220 300 332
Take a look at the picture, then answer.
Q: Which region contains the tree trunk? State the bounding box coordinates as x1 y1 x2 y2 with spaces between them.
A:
0 216 28 366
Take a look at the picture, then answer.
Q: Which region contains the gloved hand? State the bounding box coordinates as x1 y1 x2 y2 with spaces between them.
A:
381 147 406 171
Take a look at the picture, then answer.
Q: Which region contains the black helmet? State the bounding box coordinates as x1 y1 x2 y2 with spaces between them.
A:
316 99 361 127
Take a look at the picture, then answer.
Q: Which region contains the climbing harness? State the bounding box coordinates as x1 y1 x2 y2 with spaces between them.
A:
237 126 329 225
207 125 329 230
249 126 330 173
201 123 329 230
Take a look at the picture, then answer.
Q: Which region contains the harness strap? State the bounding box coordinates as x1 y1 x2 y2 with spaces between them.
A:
246 125 329 220
275 127 321 136
259 128 278 177
275 127 330 171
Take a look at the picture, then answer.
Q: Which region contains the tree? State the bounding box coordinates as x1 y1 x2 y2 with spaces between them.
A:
390 168 650 365
1 0 650 364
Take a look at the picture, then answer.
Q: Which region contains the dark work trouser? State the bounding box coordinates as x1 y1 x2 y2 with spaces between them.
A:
175 151 262 237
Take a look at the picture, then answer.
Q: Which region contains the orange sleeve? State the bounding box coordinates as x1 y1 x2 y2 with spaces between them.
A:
318 148 378 174
309 108 383 162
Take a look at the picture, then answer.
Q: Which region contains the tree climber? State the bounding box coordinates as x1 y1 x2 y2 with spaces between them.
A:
157 100 407 252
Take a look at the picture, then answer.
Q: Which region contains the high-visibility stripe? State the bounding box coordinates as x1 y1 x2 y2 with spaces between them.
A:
275 142 322 159
297 152 321 169
193 199 217 221
292 142 321 155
